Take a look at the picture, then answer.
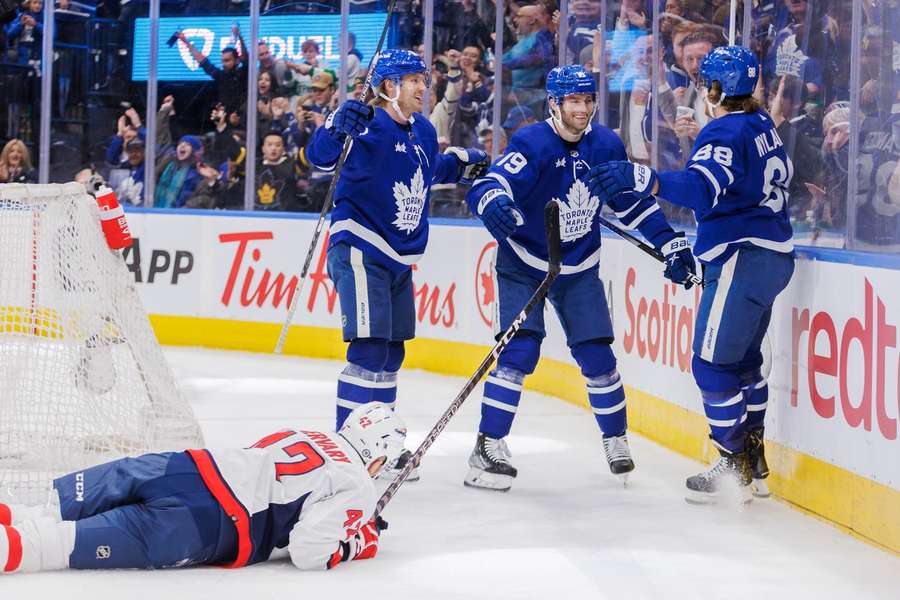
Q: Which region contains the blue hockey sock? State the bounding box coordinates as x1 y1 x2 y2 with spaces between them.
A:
372 370 397 410
373 341 405 410
479 367 525 439
693 356 748 452
337 338 389 430
336 364 381 430
586 370 627 438
741 369 769 430
701 388 747 453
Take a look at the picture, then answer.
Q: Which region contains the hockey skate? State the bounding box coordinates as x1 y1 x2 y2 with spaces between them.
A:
464 433 517 492
685 446 752 504
378 449 420 482
747 428 770 498
602 433 635 485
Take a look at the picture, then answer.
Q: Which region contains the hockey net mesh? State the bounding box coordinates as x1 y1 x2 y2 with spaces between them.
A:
0 183 203 503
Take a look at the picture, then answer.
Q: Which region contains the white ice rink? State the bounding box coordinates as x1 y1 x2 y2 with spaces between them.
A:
6 347 899 599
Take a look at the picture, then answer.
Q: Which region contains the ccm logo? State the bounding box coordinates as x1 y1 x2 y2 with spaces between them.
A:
75 472 85 502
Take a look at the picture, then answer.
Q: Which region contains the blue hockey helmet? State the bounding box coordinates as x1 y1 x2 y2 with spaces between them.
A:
371 49 430 88
546 65 596 103
699 45 759 97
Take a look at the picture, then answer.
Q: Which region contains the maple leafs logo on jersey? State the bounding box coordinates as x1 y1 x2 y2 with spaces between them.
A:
775 34 806 79
392 166 427 233
555 179 599 242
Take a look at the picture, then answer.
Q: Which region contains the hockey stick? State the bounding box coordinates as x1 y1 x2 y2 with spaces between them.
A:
597 214 704 287
273 0 399 354
373 201 562 517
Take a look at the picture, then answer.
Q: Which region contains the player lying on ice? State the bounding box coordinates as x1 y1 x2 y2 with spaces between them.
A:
0 402 405 574
463 64 697 491
584 46 795 503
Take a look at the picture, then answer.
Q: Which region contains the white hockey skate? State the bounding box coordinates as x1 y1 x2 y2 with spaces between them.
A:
602 433 635 485
378 449 420 483
464 433 517 492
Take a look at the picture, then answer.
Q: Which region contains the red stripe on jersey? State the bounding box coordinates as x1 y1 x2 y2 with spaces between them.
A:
3 525 22 572
0 503 11 526
186 449 253 569
250 430 296 449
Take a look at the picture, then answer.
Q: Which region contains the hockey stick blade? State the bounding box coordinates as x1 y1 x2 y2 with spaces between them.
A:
373 202 562 517
597 214 703 287
273 0 399 355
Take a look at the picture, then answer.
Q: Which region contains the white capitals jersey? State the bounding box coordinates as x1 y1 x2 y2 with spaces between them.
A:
188 428 376 570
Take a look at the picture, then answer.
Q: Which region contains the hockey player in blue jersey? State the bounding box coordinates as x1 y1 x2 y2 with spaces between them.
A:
303 50 488 479
463 65 696 491
586 46 795 502
0 402 405 574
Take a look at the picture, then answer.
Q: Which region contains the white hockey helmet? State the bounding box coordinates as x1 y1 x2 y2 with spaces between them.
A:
338 402 407 467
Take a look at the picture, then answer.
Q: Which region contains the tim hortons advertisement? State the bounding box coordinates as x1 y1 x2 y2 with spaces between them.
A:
125 211 899 490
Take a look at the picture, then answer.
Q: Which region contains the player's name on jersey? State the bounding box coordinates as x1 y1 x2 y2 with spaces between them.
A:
753 127 784 158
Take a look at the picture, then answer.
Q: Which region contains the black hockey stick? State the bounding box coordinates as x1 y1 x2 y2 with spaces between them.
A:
373 201 562 518
597 214 704 287
274 0 399 354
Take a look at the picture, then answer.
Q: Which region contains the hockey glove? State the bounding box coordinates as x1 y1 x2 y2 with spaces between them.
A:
445 146 490 185
585 161 658 200
349 518 381 561
326 99 374 141
477 190 524 242
659 232 697 290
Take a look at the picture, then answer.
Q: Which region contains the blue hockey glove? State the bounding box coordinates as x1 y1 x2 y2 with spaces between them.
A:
325 99 374 141
659 232 697 290
477 190 524 242
585 161 658 200
445 147 490 185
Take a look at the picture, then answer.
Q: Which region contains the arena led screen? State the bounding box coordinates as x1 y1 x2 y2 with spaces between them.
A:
132 14 387 81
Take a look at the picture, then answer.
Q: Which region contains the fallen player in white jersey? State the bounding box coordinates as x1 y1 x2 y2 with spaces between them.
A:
0 402 405 573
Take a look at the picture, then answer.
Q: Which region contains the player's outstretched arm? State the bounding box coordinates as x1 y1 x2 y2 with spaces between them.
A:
288 487 377 570
585 160 716 212
435 146 489 185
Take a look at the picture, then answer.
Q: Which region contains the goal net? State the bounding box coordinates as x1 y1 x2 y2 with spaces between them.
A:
0 183 203 503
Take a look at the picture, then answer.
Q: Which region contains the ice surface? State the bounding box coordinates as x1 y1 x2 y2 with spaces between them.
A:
6 347 898 600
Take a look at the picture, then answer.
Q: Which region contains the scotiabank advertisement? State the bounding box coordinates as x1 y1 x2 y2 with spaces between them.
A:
125 210 900 492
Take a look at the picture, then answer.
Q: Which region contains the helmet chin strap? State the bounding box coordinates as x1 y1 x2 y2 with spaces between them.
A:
379 78 414 124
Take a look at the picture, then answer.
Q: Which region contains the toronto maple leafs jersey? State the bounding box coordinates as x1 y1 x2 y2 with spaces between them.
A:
186 428 375 570
467 120 679 278
305 107 462 271
656 110 794 265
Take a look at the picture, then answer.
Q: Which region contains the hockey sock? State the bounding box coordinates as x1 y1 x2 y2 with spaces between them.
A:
1 518 75 574
693 356 747 453
337 338 389 430
586 370 627 438
571 341 626 437
373 341 406 410
741 370 768 430
479 367 525 439
478 333 540 438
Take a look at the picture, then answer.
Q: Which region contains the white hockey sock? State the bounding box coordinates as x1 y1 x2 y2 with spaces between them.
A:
0 489 64 526
1 517 75 574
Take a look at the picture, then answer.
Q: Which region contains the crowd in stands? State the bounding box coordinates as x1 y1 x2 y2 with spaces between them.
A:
0 1 898 249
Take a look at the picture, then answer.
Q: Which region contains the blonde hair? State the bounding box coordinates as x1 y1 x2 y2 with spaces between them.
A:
0 139 32 171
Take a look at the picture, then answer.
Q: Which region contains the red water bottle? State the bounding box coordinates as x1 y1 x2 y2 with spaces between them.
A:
94 185 133 250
